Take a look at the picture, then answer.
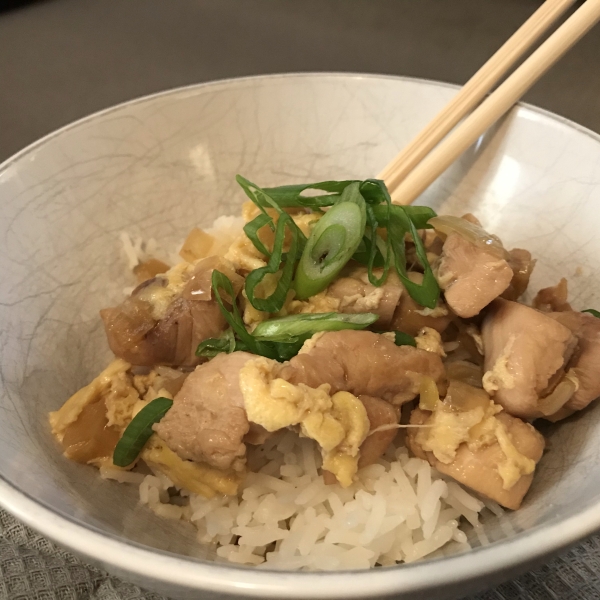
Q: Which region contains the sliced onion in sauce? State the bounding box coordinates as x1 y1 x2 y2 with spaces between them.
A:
419 376 440 411
538 376 578 416
429 215 508 259
183 256 244 302
446 360 484 388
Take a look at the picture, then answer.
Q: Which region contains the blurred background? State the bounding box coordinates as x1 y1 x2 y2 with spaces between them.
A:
0 0 599 163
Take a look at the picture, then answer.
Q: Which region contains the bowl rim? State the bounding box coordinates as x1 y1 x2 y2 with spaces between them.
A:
1 72 600 598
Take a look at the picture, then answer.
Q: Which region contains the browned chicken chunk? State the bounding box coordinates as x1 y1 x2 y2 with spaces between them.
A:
101 256 240 367
282 330 446 405
154 351 256 471
357 395 399 468
533 278 571 313
436 233 513 318
408 407 545 510
481 299 577 420
502 248 536 301
327 266 402 329
548 310 600 414
389 272 453 337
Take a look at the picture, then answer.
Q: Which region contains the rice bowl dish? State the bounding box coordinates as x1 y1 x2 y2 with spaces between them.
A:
49 173 597 570
1 74 600 599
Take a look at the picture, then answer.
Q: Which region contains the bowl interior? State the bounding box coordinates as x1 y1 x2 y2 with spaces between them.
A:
0 74 600 591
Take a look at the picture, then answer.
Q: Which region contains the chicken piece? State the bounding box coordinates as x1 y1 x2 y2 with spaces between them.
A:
101 256 241 367
502 248 536 301
282 330 446 405
436 232 513 318
548 310 600 413
533 278 572 313
154 351 256 471
481 299 577 419
408 407 544 510
327 266 403 329
390 272 453 337
357 396 399 468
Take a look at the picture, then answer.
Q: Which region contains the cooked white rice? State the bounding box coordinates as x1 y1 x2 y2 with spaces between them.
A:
136 430 488 570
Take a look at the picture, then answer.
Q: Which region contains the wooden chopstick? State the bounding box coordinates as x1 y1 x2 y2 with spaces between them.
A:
377 0 577 189
386 0 600 206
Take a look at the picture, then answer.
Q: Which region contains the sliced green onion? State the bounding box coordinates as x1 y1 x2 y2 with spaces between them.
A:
252 312 378 342
370 185 439 309
243 213 274 258
294 183 366 299
245 213 300 312
583 309 600 318
403 206 437 230
262 180 357 208
113 397 173 467
212 270 276 358
362 203 391 287
392 331 417 347
373 330 417 347
238 175 439 308
211 270 300 361
196 329 236 358
236 175 306 250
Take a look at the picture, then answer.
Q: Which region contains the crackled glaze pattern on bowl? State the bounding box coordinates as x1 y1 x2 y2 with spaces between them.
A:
0 74 599 600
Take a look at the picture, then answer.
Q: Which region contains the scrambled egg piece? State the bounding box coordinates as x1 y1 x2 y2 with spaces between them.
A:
285 290 341 316
225 233 268 272
494 425 536 489
239 357 369 486
415 327 446 357
416 381 535 489
339 287 384 312
482 334 516 394
142 436 242 498
49 359 136 440
292 212 321 237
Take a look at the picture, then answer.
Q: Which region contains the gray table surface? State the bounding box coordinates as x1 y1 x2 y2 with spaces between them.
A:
1 1 600 598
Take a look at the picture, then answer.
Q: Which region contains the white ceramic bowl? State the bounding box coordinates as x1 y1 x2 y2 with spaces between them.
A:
1 74 600 600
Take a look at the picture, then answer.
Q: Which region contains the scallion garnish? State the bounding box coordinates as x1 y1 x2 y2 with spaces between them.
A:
196 329 237 358
243 212 274 258
583 309 600 318
236 175 306 250
235 175 440 311
294 182 367 299
391 331 417 347
211 270 277 358
245 213 300 312
361 202 391 286
252 312 378 342
206 269 380 361
113 397 173 467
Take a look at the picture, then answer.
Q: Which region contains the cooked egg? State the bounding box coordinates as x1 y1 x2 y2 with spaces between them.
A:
239 357 369 486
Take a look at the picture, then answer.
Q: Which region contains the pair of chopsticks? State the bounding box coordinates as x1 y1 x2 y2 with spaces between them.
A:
379 0 600 206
